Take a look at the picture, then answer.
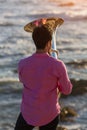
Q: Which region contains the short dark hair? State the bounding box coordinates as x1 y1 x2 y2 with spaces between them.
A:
32 25 52 49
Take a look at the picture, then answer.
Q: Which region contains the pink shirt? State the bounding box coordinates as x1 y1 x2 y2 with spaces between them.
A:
18 53 72 126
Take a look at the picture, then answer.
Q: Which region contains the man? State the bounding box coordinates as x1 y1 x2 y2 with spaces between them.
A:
15 25 72 130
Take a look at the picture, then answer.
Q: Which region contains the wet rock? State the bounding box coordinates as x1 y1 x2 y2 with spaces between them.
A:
13 69 17 73
61 79 87 97
71 79 87 95
57 126 68 130
60 106 77 122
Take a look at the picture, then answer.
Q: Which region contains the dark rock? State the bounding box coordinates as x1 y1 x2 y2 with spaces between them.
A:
61 79 87 97
71 79 87 95
57 126 68 130
13 69 17 73
60 106 77 122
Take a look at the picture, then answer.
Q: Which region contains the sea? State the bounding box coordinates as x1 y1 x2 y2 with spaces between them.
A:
0 0 87 130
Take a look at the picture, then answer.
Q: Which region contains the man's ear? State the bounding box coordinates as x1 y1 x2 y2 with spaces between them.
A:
46 41 52 55
45 41 51 53
47 41 51 48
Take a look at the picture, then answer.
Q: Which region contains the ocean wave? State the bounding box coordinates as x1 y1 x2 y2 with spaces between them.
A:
0 22 18 27
25 12 87 23
59 13 87 21
59 47 79 52
0 80 22 94
0 0 87 23
66 15 87 21
66 60 87 68
0 78 87 94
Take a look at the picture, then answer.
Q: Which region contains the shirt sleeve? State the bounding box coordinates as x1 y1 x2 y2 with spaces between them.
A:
57 61 73 95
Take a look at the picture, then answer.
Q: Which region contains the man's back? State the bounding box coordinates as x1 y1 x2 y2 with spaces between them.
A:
18 53 72 126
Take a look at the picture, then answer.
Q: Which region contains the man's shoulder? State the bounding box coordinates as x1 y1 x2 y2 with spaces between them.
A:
18 55 32 66
49 56 63 65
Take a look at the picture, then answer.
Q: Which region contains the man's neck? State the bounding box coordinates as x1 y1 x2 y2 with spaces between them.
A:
36 49 47 54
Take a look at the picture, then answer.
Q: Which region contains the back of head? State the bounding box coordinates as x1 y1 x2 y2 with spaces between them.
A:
32 25 52 49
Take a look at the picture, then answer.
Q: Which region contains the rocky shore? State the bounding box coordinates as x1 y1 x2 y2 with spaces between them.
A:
0 79 87 130
71 79 87 95
61 79 87 98
57 79 87 130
